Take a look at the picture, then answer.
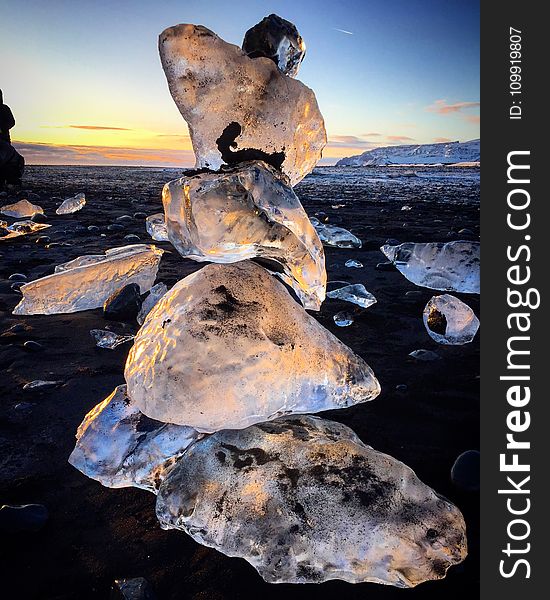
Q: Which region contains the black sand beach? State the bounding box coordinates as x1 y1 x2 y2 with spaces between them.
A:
0 165 480 599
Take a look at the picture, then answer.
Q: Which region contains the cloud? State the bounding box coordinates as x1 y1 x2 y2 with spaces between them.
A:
13 140 195 167
334 28 354 35
68 125 133 131
433 137 453 143
463 115 481 124
362 132 382 137
426 100 480 115
326 135 377 150
386 135 415 143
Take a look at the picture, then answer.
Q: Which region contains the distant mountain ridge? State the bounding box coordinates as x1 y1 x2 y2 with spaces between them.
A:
336 139 480 166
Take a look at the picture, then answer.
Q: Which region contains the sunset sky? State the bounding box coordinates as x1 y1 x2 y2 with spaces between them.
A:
1 0 480 167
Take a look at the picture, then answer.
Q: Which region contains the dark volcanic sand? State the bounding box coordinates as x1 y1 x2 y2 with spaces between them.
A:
0 165 480 599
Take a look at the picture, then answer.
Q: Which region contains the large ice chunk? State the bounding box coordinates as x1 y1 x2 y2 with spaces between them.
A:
423 294 479 345
13 244 163 315
242 14 306 78
137 282 168 325
158 24 326 185
162 161 326 310
0 220 50 241
381 241 480 293
125 261 380 433
1 199 44 218
69 385 200 492
310 217 362 248
56 192 86 215
156 415 467 585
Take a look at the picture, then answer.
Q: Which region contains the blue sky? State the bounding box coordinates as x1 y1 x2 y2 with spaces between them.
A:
1 0 480 166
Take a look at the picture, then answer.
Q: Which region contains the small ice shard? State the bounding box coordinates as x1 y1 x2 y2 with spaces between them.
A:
22 380 62 391
137 282 168 325
90 329 135 349
56 192 86 215
423 294 479 345
345 259 363 268
162 161 326 310
0 220 51 241
69 385 200 492
125 261 380 433
156 415 467 586
13 244 163 315
146 213 169 242
401 205 412 211
158 24 326 185
327 284 376 309
381 241 480 294
242 14 306 78
1 199 44 218
333 311 354 327
310 217 362 248
409 349 441 361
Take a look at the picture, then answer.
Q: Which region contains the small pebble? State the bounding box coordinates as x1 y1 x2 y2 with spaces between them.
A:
23 380 62 392
124 234 141 242
10 282 24 292
23 341 45 353
395 384 408 392
405 290 423 298
385 238 400 246
35 236 50 244
111 577 156 600
31 213 48 223
409 349 441 361
88 225 100 233
375 262 396 271
451 450 480 492
104 283 142 321
133 212 147 219
116 215 133 223
8 273 27 281
108 223 125 232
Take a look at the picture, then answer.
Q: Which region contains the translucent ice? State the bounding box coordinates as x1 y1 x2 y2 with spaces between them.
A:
156 415 467 586
381 241 480 294
345 259 363 268
1 199 44 218
310 217 362 248
137 282 168 325
69 385 200 492
423 294 479 345
125 261 380 433
56 192 86 215
242 14 306 78
333 311 354 327
13 244 163 315
146 213 169 242
158 24 326 185
0 220 51 241
162 161 326 310
327 284 376 308
90 329 135 349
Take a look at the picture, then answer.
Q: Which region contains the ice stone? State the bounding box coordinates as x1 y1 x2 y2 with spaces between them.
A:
137 282 168 325
146 213 169 242
333 311 354 327
327 284 376 309
423 294 479 345
158 24 326 185
409 349 441 361
311 217 362 248
69 385 200 492
162 161 326 310
242 14 306 78
1 199 44 218
0 220 51 241
90 329 135 349
345 259 363 268
13 244 163 315
125 261 380 433
156 415 467 586
381 241 480 294
56 192 86 215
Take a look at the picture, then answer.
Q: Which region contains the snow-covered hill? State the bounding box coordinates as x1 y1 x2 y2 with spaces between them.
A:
336 139 480 166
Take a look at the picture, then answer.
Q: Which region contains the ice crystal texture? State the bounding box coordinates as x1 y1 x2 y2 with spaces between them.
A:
137 282 168 325
56 192 86 215
327 284 376 309
146 213 169 242
242 14 306 78
1 199 44 218
158 24 326 185
0 220 50 241
156 415 467 586
90 329 135 349
381 241 480 293
69 385 200 492
423 294 479 345
125 261 380 433
310 217 362 248
13 244 163 315
162 161 326 310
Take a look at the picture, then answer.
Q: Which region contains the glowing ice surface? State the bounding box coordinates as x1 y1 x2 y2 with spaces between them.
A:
146 213 169 242
1 199 43 218
310 217 362 248
0 220 50 241
423 294 479 345
56 193 86 215
326 284 376 309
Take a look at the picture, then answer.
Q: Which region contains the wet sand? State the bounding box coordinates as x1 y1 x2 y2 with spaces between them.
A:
0 165 479 599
